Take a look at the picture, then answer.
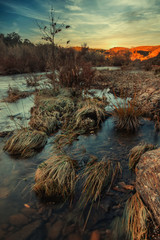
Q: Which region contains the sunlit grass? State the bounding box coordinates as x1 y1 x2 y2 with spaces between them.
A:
123 192 151 240
112 92 142 132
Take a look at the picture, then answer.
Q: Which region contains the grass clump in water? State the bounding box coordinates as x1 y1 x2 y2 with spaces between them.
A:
30 112 60 135
122 192 150 240
112 95 142 132
129 143 157 170
3 86 31 103
33 153 77 200
3 128 47 158
79 158 121 208
29 93 75 134
75 98 106 131
79 158 121 229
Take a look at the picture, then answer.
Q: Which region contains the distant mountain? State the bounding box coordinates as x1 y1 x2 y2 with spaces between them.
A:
105 45 160 61
72 45 160 62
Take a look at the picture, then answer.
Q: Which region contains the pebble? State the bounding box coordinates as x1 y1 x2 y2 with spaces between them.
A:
6 220 41 240
90 230 101 240
9 213 29 227
68 233 82 240
63 224 75 236
0 187 10 199
0 229 5 239
21 207 37 218
48 220 64 240
0 223 9 230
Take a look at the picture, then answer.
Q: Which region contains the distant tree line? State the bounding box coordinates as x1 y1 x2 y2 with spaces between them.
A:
0 32 33 46
0 32 109 75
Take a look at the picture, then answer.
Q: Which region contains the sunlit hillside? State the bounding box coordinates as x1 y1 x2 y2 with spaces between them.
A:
73 45 160 61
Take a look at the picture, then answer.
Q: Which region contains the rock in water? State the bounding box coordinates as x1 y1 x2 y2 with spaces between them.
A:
135 147 160 225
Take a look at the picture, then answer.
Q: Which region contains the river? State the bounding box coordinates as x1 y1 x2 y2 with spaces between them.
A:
0 73 159 240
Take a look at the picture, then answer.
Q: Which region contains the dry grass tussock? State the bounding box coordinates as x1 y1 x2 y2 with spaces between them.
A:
54 97 108 149
3 86 31 103
79 158 122 208
129 143 157 170
25 74 41 87
78 158 121 230
33 153 77 200
122 192 151 240
3 128 47 158
35 94 75 114
30 106 60 135
30 94 74 134
112 94 142 132
75 98 106 130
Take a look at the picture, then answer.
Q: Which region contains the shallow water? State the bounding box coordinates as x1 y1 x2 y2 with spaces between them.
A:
93 66 121 71
0 73 50 133
0 117 159 239
0 74 160 240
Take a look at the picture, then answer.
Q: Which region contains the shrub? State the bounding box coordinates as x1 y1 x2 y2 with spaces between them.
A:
59 60 95 90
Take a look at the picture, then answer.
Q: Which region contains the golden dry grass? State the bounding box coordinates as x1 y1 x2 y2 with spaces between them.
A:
3 86 31 103
3 128 47 158
33 153 77 200
123 192 150 240
129 143 157 170
75 98 106 129
78 158 121 230
112 94 142 132
29 94 75 134
79 159 122 208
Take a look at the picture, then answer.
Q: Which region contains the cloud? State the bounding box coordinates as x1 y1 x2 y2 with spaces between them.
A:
12 22 20 33
69 0 83 4
65 5 82 11
1 1 50 22
0 0 159 48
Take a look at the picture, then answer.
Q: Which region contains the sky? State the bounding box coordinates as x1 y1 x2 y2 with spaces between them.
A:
0 0 160 49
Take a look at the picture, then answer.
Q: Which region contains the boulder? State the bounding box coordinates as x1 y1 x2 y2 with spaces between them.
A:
135 147 160 225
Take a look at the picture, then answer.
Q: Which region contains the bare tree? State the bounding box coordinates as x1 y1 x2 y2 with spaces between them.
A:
37 7 70 88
